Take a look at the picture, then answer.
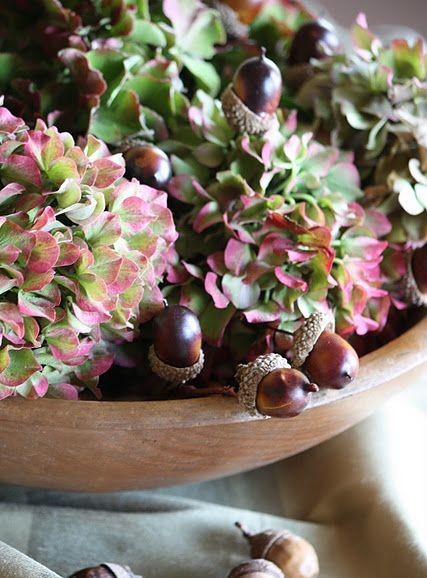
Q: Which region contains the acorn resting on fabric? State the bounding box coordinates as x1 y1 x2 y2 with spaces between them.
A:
124 144 172 190
221 48 282 135
69 564 141 578
236 522 319 578
285 19 339 92
228 559 284 578
291 312 359 389
235 353 318 418
148 305 204 384
403 244 427 306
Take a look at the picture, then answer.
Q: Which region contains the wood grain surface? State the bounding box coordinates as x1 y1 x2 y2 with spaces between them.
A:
0 316 426 492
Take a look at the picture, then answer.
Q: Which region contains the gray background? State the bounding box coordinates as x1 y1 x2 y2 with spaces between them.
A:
310 0 425 35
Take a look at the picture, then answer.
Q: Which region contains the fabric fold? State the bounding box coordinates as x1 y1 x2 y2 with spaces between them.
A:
0 542 61 578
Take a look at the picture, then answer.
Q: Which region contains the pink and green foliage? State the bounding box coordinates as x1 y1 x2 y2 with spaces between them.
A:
292 12 427 236
164 93 390 354
0 0 225 141
0 105 177 400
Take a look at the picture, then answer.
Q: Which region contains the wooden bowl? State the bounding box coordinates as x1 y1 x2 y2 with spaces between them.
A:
0 316 426 492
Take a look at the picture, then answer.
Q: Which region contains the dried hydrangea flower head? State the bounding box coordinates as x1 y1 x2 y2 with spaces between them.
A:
0 106 176 400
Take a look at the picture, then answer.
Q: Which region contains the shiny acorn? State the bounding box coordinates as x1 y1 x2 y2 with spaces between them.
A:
236 523 319 578
285 19 339 92
291 312 359 390
404 244 427 306
221 48 282 135
235 353 318 418
256 368 318 418
69 563 141 578
288 19 340 66
148 304 204 384
228 559 284 578
124 144 172 190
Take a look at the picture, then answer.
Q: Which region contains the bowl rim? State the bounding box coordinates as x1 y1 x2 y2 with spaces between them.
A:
1 316 427 429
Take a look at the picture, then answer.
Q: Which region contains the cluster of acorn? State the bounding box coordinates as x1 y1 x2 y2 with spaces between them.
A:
67 523 319 578
218 7 340 135
120 15 341 171
145 304 359 418
116 6 427 412
118 12 341 183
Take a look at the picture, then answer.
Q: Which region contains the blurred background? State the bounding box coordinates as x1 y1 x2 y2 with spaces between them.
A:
309 0 426 34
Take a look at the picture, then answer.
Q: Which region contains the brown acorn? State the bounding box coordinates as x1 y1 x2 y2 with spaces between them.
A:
404 244 427 306
228 559 284 578
221 48 282 135
291 312 359 390
236 523 319 578
288 19 340 66
148 304 204 384
234 353 318 418
285 19 339 92
124 144 172 190
69 563 141 578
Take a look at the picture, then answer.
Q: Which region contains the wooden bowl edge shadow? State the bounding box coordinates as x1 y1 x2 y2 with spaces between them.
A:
1 315 427 429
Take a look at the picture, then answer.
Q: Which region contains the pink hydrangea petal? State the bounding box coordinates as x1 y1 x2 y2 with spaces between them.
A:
205 272 230 309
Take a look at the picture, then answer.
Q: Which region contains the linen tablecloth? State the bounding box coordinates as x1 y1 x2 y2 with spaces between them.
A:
0 372 426 578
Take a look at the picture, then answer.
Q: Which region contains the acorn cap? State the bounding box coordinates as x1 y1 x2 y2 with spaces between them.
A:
291 312 335 368
102 564 141 578
113 137 148 154
235 353 290 417
206 0 248 38
228 559 284 578
403 253 427 307
221 84 278 135
69 565 141 578
148 345 205 384
255 530 290 559
236 525 292 559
